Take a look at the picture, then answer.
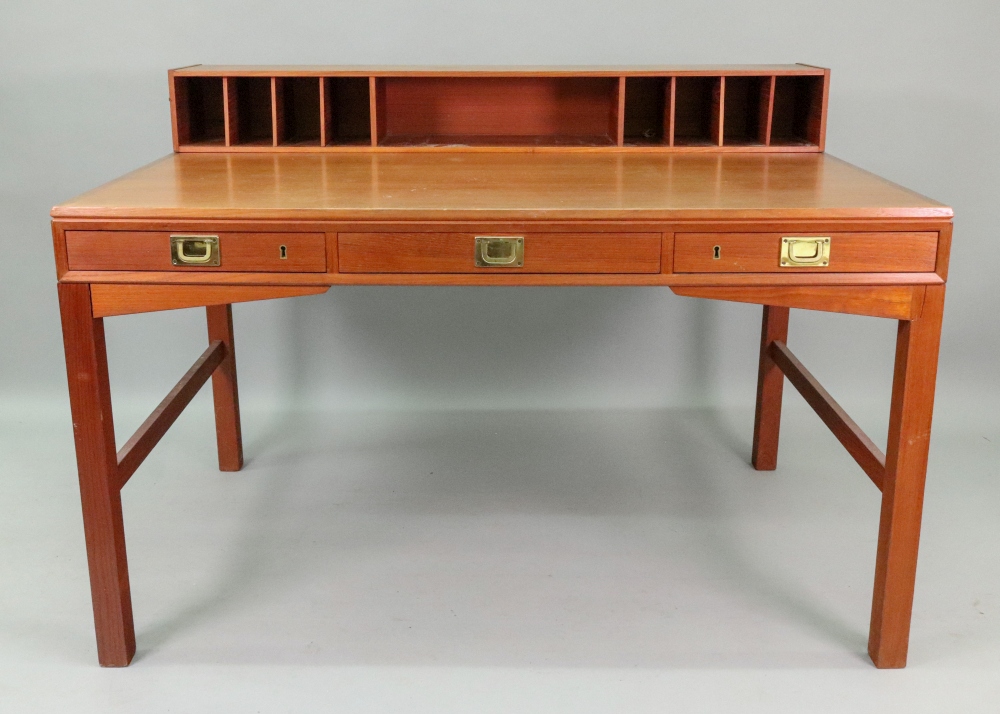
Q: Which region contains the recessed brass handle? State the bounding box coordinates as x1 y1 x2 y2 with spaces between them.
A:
780 236 830 267
171 235 220 266
474 236 523 267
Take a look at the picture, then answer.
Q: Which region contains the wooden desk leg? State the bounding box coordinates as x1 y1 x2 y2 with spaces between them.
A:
869 285 945 668
207 304 243 471
752 305 790 470
58 283 135 666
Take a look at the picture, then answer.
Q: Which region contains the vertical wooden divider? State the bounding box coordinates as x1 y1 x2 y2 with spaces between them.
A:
614 77 626 146
712 77 725 146
664 76 675 146
369 77 382 147
223 77 238 146
319 77 329 147
271 77 283 147
760 76 775 146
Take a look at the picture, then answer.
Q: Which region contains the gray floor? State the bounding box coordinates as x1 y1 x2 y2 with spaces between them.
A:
2 396 999 712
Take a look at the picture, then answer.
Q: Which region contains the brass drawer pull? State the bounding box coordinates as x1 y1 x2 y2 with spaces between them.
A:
474 236 523 267
781 236 830 267
171 235 220 266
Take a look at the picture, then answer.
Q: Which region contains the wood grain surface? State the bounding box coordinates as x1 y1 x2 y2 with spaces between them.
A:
68 270 946 289
869 284 946 668
339 232 661 273
751 305 789 470
206 305 243 472
51 153 951 222
57 283 135 666
171 65 829 77
674 231 939 273
117 341 226 487
53 76 954 668
66 231 326 272
90 284 329 317
378 77 618 142
769 339 886 489
670 285 925 320
171 66 829 152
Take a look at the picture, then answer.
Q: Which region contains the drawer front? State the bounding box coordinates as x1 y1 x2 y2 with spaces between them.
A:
339 232 662 273
673 232 938 273
65 231 327 272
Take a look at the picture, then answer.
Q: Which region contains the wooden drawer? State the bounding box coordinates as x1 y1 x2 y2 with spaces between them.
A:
338 232 662 273
65 231 327 272
673 232 938 273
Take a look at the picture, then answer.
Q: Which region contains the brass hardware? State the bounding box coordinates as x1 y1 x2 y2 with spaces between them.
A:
279 244 287 259
780 236 830 267
475 236 524 267
713 245 721 260
171 235 220 266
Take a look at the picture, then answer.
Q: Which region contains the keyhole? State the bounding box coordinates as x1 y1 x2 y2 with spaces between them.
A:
712 245 721 260
279 245 287 260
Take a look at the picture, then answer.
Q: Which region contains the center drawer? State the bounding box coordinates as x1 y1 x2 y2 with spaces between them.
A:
338 232 662 273
65 231 327 272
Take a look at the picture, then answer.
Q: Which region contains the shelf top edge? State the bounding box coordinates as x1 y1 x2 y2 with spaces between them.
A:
170 64 828 77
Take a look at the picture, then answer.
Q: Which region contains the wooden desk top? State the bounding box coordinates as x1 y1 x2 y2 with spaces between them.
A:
53 152 950 223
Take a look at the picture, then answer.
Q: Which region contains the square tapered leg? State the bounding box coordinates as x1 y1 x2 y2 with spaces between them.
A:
206 304 243 471
58 283 135 667
752 305 790 470
868 285 945 668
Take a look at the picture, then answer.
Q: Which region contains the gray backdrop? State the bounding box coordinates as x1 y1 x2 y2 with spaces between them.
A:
2 1 997 434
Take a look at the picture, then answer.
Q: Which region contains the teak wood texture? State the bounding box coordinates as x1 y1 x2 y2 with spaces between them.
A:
66 231 327 272
674 232 939 273
169 65 829 153
52 65 952 670
52 152 949 223
338 232 662 273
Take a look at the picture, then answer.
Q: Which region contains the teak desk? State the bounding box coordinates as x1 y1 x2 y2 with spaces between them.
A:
52 66 952 668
